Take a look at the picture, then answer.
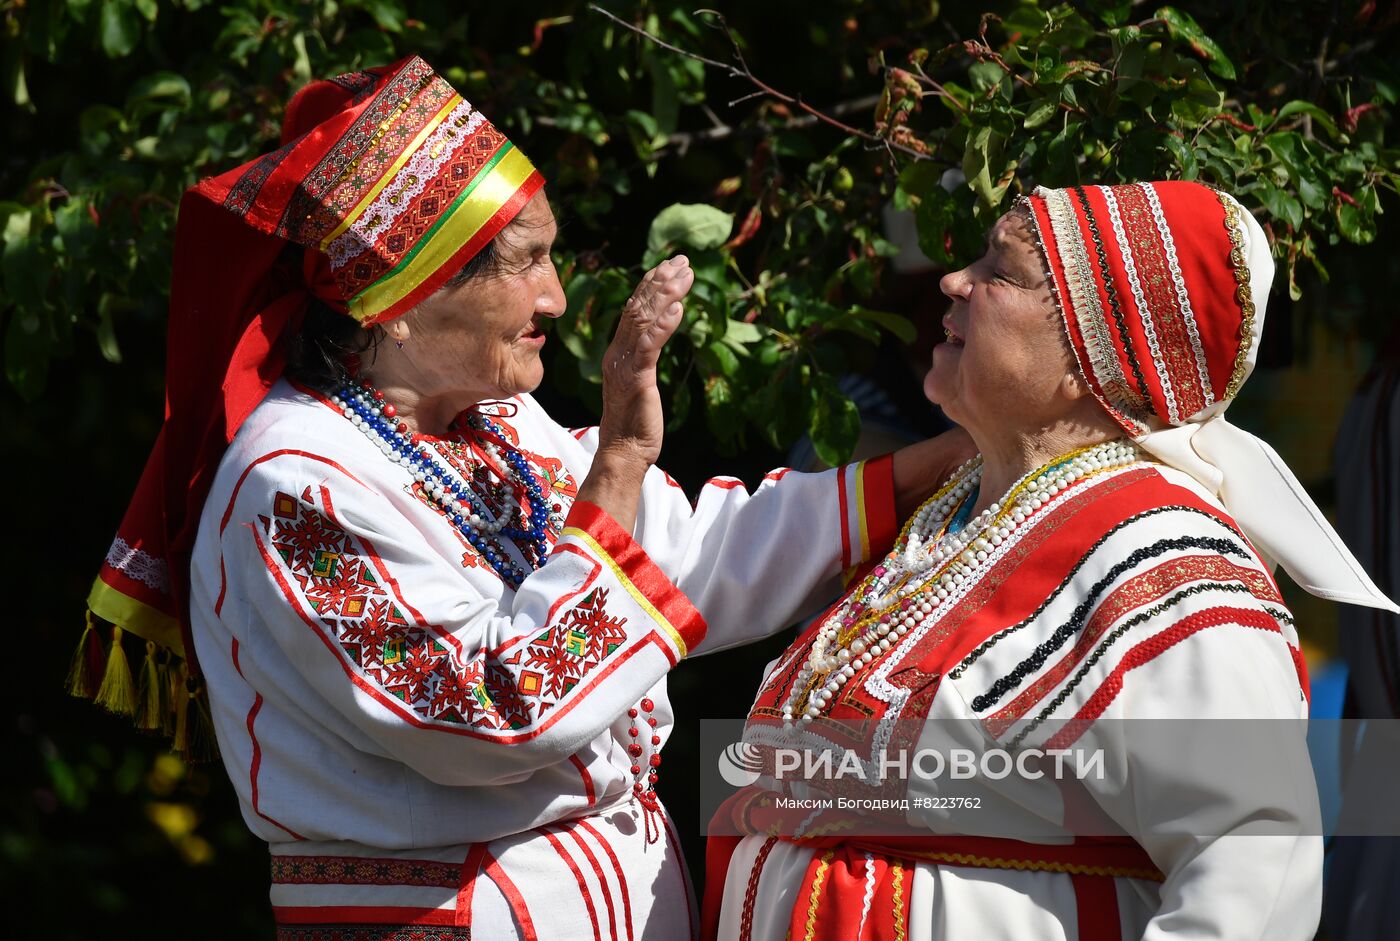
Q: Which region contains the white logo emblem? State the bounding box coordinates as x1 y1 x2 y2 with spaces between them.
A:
717 741 763 787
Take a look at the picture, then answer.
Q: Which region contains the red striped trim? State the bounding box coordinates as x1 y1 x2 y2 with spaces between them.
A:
836 467 853 568
1070 871 1121 941
455 843 490 927
578 819 635 941
273 905 455 926
484 852 540 941
661 811 698 940
563 500 707 654
1048 605 1283 749
1289 643 1311 704
706 477 746 490
214 554 229 616
231 638 305 840
984 552 1283 737
923 468 1158 675
859 455 897 558
560 824 620 941
542 827 603 941
763 468 792 483
218 448 374 535
570 754 597 806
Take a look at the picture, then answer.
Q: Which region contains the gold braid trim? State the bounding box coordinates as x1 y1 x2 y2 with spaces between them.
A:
891 860 907 941
1216 192 1257 400
802 851 835 941
896 848 1165 882
1040 187 1149 419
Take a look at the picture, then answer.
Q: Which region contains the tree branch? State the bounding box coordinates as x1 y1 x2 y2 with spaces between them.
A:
660 94 883 153
587 3 931 161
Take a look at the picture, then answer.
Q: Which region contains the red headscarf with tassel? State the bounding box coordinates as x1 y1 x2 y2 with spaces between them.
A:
75 56 543 754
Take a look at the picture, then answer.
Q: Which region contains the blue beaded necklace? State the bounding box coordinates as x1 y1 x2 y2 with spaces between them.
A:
331 372 552 588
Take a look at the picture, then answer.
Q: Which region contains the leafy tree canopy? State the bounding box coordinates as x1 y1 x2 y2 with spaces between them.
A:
3 0 1396 465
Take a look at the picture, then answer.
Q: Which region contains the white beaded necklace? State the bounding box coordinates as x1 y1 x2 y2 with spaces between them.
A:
782 439 1140 725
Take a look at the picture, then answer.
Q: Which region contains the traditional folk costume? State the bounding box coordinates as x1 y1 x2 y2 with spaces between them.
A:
75 57 898 939
706 181 1400 941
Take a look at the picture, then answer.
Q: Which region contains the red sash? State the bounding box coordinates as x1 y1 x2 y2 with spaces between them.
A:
702 793 1162 941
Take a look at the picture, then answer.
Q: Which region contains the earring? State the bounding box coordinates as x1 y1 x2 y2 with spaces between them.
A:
395 339 404 350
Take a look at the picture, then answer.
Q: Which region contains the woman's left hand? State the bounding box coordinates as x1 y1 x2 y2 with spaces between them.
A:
892 426 978 519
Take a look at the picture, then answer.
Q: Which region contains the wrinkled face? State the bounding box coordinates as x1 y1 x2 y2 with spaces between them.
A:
925 208 1080 438
394 190 564 403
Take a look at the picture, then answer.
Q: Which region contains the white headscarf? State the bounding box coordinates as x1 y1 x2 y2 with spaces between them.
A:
1026 182 1396 613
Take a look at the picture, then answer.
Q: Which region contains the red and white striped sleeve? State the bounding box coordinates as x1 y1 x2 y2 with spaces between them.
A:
628 454 898 655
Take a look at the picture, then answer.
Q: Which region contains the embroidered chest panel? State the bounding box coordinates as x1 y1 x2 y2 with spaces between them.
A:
263 485 623 736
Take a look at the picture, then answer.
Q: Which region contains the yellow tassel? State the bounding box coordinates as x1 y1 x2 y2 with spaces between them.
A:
64 612 103 700
94 625 137 716
157 653 175 737
172 661 190 755
135 641 163 731
184 681 219 762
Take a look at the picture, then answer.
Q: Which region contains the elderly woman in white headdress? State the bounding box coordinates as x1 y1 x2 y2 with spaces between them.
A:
704 180 1398 941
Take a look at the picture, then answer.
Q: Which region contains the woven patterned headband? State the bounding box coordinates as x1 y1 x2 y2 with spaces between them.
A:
1023 180 1267 434
200 55 543 324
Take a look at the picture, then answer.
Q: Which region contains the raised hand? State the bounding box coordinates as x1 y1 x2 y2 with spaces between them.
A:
574 255 693 532
597 255 694 467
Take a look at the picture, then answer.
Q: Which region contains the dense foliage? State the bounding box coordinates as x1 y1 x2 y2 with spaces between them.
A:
4 0 1396 461
4 2 1397 935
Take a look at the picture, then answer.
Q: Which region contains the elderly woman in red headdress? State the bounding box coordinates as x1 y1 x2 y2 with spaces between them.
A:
704 181 1399 941
77 58 968 939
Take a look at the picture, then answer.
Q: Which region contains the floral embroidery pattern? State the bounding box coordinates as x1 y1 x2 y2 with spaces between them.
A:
266 488 625 733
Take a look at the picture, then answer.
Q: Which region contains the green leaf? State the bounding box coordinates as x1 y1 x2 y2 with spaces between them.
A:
1161 133 1198 180
913 185 957 266
1297 177 1327 211
126 71 192 110
100 0 142 59
845 307 916 343
809 374 861 467
702 340 741 377
667 375 692 431
1155 7 1235 79
96 295 123 364
968 61 1007 93
1273 100 1339 139
1258 182 1304 231
645 52 680 134
961 126 1011 208
722 320 763 344
4 308 49 401
360 0 406 33
1336 202 1375 244
6 50 32 112
1024 99 1058 129
895 161 945 210
646 204 734 254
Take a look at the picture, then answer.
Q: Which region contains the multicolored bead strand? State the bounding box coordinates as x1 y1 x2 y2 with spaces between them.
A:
331 372 553 588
